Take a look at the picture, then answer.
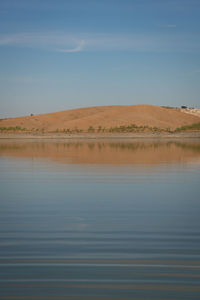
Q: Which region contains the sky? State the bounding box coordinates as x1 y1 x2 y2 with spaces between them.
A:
0 0 200 118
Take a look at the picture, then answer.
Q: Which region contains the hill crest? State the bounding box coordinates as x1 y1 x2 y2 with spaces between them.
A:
0 104 200 132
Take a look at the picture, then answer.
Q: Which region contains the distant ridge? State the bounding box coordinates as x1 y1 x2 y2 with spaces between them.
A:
0 105 200 132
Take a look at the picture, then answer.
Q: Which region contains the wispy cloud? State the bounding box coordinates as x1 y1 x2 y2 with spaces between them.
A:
0 31 199 53
184 69 200 77
159 24 177 28
190 70 200 75
57 40 85 53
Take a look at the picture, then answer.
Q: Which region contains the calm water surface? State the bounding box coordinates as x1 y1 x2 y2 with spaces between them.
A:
0 139 200 299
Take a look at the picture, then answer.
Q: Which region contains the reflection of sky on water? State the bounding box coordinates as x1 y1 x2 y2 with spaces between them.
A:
0 140 200 299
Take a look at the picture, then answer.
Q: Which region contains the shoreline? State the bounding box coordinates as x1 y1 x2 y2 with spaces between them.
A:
0 132 200 140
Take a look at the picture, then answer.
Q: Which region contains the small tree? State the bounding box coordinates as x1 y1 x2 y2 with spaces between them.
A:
88 126 95 132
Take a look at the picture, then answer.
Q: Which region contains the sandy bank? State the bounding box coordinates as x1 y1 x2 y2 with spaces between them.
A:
1 132 200 140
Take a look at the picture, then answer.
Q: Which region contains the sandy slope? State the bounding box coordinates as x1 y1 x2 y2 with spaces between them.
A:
180 108 200 118
1 105 200 132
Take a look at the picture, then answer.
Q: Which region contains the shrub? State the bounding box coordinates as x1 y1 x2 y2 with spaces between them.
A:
175 123 200 132
0 126 27 131
88 126 95 132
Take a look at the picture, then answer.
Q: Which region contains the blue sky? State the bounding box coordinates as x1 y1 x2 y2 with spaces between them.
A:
0 0 200 118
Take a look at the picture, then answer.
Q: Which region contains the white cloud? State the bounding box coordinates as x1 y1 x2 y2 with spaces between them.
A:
57 40 85 53
0 31 199 53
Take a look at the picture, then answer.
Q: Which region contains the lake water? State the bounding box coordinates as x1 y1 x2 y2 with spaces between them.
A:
0 139 200 299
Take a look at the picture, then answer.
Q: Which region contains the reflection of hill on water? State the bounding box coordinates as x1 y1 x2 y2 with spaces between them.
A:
0 140 200 165
173 142 200 153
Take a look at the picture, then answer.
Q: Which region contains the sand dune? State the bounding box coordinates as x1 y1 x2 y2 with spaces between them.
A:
1 105 200 132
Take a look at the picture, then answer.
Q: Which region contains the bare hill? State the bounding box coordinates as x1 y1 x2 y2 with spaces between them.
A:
1 105 200 132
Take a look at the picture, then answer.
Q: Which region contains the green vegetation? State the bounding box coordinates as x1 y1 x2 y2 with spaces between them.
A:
43 122 200 134
62 128 83 133
175 123 200 132
88 126 95 132
161 106 176 109
73 127 83 133
63 128 71 133
51 124 172 133
0 126 27 131
107 124 165 133
1 122 200 134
